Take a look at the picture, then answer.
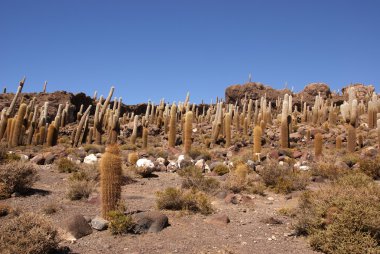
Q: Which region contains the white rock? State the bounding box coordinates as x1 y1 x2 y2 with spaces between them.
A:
167 161 178 172
95 153 102 158
299 165 310 171
136 158 154 169
192 128 197 133
84 154 98 164
195 159 205 169
177 154 185 167
204 164 211 173
156 157 166 165
20 154 29 162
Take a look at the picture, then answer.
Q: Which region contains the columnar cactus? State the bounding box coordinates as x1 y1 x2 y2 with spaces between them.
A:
130 115 139 145
0 77 25 140
253 125 262 161
10 103 27 147
46 123 58 146
336 135 342 149
225 112 231 147
94 86 114 145
142 126 148 149
168 103 177 148
314 132 323 157
347 125 356 153
73 105 92 147
100 144 122 219
184 111 193 154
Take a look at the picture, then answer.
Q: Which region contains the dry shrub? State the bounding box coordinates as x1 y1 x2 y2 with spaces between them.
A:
188 148 212 161
357 156 380 179
108 210 134 235
146 147 168 159
178 166 220 194
42 203 58 215
127 165 154 177
311 161 347 180
260 160 309 194
0 203 12 217
213 164 229 176
224 163 266 195
66 180 95 200
341 153 359 167
0 162 38 199
296 173 380 254
156 187 213 215
120 143 137 151
69 164 99 182
0 213 59 254
83 144 105 153
56 157 79 173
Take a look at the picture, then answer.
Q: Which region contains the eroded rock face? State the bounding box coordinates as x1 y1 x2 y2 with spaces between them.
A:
301 83 331 99
342 83 375 101
225 82 291 105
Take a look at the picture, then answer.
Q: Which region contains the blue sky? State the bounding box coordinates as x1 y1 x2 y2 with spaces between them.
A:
1 0 379 104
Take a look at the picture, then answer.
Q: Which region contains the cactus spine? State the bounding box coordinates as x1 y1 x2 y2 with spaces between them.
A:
100 145 122 219
184 111 193 154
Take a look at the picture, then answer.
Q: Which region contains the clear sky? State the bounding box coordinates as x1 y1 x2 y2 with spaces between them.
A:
1 0 379 104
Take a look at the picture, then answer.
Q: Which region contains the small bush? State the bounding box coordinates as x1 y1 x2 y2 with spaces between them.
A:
56 158 79 173
0 213 59 254
225 163 249 193
178 166 220 194
295 173 380 254
213 164 229 176
66 180 94 200
69 165 99 182
341 153 359 167
357 157 380 179
311 161 346 180
0 203 12 217
108 210 134 235
0 162 38 199
42 203 58 215
188 148 212 161
156 187 213 215
83 144 105 153
146 147 168 159
120 143 137 151
260 160 309 194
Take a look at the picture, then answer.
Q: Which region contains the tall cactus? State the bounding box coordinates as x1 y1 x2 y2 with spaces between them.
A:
168 103 177 148
130 115 139 145
336 135 342 149
225 112 231 147
347 125 356 153
184 111 193 154
253 125 262 161
10 103 27 147
0 77 25 140
100 144 122 219
314 133 323 157
73 105 92 147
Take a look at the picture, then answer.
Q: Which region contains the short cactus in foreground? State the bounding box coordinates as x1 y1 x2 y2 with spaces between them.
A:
347 125 356 153
314 132 323 157
100 144 122 219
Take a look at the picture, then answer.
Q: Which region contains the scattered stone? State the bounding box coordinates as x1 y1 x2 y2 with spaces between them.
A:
136 158 155 169
133 211 169 234
62 214 92 240
30 154 45 165
91 216 109 231
84 154 98 164
205 214 230 226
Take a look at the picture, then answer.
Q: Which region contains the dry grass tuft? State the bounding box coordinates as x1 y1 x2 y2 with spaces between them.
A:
0 162 38 199
295 172 380 254
0 213 59 254
156 187 213 215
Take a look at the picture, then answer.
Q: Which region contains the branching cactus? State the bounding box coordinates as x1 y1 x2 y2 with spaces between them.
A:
94 86 114 145
184 111 193 154
100 144 122 219
73 105 92 147
0 77 25 140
